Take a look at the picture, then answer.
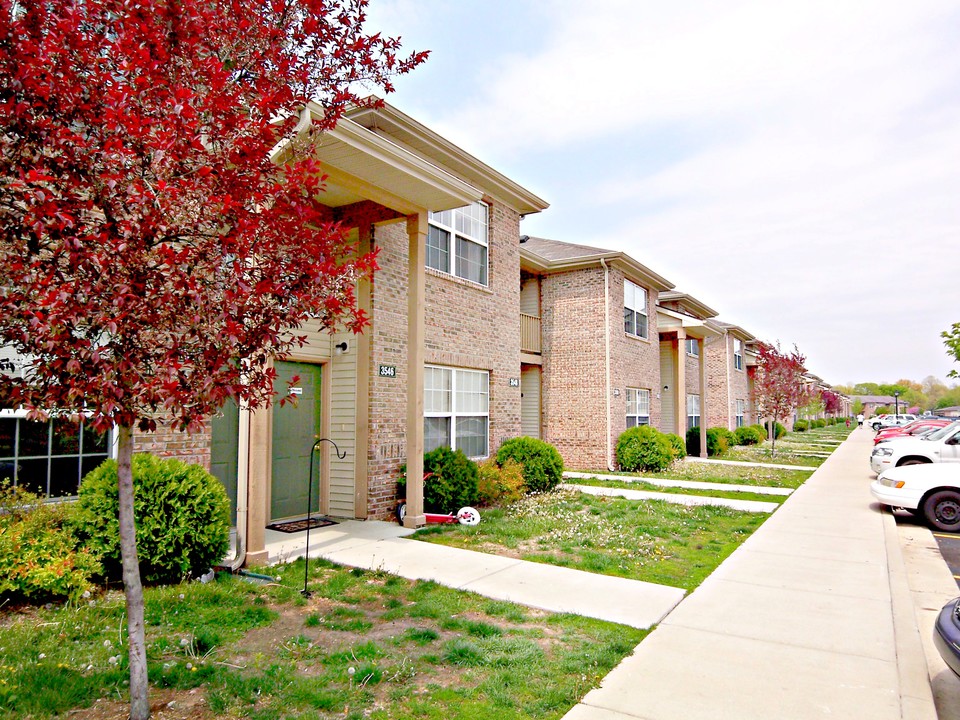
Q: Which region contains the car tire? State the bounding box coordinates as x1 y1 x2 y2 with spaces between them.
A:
923 491 960 532
898 458 930 467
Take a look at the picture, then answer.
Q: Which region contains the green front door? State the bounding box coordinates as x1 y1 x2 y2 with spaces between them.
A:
271 361 322 521
210 398 240 525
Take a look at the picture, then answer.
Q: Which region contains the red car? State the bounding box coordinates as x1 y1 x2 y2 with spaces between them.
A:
873 418 952 444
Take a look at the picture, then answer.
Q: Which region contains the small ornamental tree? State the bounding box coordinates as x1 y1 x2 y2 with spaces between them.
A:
822 389 842 417
753 342 807 454
0 3 426 718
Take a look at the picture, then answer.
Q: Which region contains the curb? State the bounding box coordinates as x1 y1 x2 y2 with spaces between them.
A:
881 505 939 719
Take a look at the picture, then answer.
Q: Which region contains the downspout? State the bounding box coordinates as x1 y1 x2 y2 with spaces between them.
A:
227 404 250 571
600 258 614 471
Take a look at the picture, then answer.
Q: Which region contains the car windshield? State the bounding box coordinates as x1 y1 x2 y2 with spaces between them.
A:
924 421 960 441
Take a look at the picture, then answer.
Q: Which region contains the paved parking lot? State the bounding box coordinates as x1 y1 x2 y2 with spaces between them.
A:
893 510 960 590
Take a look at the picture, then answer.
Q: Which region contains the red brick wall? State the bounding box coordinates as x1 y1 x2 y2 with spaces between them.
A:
540 266 661 470
133 423 211 468
362 201 523 519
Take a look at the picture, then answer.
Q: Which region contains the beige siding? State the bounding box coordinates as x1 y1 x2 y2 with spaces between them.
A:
328 328 357 518
287 319 333 363
521 365 541 439
659 341 675 434
520 277 540 317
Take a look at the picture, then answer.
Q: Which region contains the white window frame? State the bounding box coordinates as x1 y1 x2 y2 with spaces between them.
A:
625 388 651 428
735 399 745 428
423 365 490 458
686 394 701 430
427 202 489 286
0 408 112 499
733 339 743 371
623 279 648 339
686 338 699 357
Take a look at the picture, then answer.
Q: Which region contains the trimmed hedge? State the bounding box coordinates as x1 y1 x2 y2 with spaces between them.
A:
685 426 730 457
764 421 786 439
664 432 687 460
496 437 564 493
477 458 525 506
733 425 764 445
794 420 809 432
398 446 479 513
616 426 675 472
74 454 230 584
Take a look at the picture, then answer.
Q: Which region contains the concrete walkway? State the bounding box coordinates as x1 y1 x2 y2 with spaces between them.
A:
264 518 686 630
562 483 780 513
564 426 937 720
685 456 816 472
564 470 794 496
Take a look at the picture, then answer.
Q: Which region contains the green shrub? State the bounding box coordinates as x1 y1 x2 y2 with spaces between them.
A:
664 432 687 459
714 427 735 448
812 419 826 429
74 454 230 584
794 420 809 432
0 485 100 602
397 446 479 513
615 426 675 472
476 458 525 506
496 437 564 493
763 421 786 439
685 427 730 457
733 425 764 445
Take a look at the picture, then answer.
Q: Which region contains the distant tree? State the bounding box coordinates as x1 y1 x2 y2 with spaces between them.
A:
944 323 960 378
754 342 807 454
852 399 864 416
0 2 426 718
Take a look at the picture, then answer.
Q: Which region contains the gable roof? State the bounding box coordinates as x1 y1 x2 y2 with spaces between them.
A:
519 236 673 292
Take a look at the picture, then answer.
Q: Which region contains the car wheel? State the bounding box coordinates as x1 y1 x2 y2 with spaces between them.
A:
923 491 960 532
898 459 930 467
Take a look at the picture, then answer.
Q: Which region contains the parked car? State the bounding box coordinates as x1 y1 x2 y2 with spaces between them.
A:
870 462 960 531
869 420 960 474
874 418 953 445
872 414 917 431
934 596 960 677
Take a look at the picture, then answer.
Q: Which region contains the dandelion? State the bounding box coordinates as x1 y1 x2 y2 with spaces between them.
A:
185 663 193 670
108 656 118 665
38 653 45 660
103 639 112 648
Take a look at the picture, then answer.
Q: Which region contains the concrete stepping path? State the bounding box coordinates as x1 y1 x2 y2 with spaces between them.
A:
562 483 779 513
264 519 686 630
564 470 794 496
563 426 937 720
685 457 816 471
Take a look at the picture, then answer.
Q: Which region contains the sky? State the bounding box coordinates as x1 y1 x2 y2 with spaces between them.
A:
364 0 960 388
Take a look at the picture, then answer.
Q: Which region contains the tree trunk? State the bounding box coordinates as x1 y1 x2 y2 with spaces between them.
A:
770 417 778 456
117 425 150 720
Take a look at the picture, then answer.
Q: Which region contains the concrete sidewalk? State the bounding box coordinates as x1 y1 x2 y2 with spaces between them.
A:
264 516 686 630
563 426 937 720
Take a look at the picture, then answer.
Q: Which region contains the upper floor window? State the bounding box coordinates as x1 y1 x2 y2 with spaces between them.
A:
686 338 699 357
424 365 489 458
626 388 651 428
733 339 743 371
427 202 488 286
623 279 648 339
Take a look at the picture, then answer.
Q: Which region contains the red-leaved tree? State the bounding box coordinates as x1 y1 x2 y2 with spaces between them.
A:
0 2 426 717
754 342 808 454
822 389 842 416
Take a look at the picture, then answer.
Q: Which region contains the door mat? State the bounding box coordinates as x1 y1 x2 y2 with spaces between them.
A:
266 518 337 534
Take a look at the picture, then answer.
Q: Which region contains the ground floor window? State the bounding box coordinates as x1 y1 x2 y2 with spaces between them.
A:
735 399 745 428
0 410 111 498
424 366 489 457
686 394 701 430
626 388 651 427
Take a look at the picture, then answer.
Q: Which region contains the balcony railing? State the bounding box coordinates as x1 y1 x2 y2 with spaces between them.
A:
520 313 541 354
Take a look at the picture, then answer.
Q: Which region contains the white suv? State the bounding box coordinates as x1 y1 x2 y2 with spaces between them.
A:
872 414 916 431
870 420 960 474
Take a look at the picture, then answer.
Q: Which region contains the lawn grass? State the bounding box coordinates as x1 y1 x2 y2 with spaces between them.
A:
725 423 851 465
413 489 766 591
0 561 644 719
582 460 812 488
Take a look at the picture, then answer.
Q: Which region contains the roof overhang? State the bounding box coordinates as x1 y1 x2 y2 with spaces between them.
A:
274 102 485 216
658 291 718 320
519 248 674 292
656 307 720 340
346 101 549 216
